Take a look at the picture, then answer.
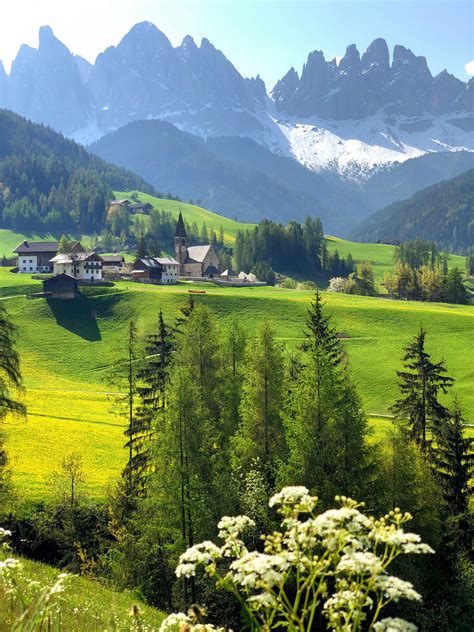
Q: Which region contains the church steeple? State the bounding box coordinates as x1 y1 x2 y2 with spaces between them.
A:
175 211 188 275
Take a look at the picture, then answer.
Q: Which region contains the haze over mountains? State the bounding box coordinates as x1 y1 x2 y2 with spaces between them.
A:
0 22 473 235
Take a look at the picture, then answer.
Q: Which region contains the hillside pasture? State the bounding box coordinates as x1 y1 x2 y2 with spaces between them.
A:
1 269 472 500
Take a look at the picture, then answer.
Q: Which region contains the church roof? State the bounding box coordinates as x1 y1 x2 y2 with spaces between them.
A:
175 212 187 238
186 245 212 263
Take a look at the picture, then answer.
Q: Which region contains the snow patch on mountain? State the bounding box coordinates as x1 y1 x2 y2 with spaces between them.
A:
248 105 474 179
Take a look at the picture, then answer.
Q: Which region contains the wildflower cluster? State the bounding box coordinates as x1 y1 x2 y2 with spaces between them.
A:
0 526 68 628
160 487 433 631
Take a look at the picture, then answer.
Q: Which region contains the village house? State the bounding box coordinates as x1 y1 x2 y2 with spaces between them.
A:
101 254 125 273
131 256 179 284
14 241 59 273
43 273 78 299
174 212 220 278
49 250 104 281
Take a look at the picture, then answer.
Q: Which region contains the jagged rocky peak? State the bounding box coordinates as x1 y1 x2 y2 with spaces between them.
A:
272 67 299 104
392 44 431 77
361 38 390 73
338 44 360 74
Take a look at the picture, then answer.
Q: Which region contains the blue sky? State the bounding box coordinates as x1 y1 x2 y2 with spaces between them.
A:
1 0 473 87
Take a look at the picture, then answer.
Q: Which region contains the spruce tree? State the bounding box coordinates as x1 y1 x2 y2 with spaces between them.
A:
433 401 473 517
391 327 453 448
303 290 342 365
134 311 174 492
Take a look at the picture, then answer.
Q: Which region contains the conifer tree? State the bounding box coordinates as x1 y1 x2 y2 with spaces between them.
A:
303 290 342 365
134 311 174 493
391 327 453 448
433 401 473 518
232 322 285 490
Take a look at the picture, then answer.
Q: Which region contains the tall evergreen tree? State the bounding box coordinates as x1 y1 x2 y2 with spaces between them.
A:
391 327 454 448
134 311 174 493
433 401 473 518
303 290 342 365
232 322 285 490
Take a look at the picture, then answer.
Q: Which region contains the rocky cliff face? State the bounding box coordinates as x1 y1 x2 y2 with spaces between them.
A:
6 26 89 135
0 25 472 178
272 38 470 120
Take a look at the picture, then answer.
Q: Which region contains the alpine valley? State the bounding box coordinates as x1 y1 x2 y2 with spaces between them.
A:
0 22 474 235
1 21 473 231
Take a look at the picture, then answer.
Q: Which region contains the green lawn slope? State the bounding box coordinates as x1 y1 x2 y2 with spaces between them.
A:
0 556 164 630
2 270 472 500
115 190 256 245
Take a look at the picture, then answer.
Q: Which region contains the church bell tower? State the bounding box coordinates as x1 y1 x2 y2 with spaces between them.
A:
175 211 188 276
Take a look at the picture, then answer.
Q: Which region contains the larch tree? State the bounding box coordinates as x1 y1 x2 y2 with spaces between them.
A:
391 327 454 448
232 322 285 493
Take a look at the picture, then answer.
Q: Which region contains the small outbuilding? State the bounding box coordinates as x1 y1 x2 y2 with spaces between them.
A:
43 273 78 299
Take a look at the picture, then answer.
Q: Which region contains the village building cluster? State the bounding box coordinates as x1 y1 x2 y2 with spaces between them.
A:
12 212 265 298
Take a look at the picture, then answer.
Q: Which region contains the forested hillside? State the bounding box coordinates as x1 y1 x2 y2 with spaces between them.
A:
0 109 156 233
354 168 474 253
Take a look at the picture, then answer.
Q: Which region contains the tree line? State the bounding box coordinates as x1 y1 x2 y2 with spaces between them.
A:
384 239 469 304
0 109 156 233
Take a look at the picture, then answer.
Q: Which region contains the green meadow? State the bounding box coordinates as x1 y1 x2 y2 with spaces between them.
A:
114 190 256 245
0 556 164 630
1 268 472 500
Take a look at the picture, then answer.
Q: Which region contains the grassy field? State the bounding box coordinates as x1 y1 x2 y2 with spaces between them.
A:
325 236 467 282
0 229 94 259
115 190 256 245
1 269 472 500
0 556 164 630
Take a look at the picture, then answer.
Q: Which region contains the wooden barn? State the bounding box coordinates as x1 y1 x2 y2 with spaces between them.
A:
43 273 78 299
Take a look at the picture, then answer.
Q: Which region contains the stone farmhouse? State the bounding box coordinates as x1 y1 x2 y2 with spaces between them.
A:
174 212 220 278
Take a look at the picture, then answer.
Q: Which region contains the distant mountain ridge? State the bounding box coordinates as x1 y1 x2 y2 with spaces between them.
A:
353 169 474 253
91 118 474 234
0 22 472 179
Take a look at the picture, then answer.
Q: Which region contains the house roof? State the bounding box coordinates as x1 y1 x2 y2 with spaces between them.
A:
101 255 125 264
14 240 59 254
50 251 102 263
135 258 161 269
155 257 179 266
110 199 130 206
175 212 187 238
129 202 152 211
43 273 78 286
186 245 211 263
220 268 237 277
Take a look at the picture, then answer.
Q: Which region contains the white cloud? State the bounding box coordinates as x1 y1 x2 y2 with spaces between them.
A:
465 60 474 76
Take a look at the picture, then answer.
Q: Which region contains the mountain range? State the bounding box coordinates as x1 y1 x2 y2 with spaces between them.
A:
0 22 473 236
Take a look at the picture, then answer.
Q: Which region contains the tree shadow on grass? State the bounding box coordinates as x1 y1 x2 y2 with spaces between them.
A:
46 295 102 341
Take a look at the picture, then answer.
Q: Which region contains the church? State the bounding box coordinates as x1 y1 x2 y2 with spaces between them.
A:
174 212 221 278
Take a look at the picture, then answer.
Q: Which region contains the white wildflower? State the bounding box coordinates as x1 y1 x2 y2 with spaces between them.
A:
0 528 12 540
230 551 288 589
50 573 68 594
374 617 418 631
269 486 315 512
0 557 21 572
176 541 221 579
218 515 255 539
337 551 383 576
159 612 192 631
375 575 421 602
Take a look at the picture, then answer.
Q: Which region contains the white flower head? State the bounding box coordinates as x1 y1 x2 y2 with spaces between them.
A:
375 575 421 602
374 617 418 631
159 612 192 631
176 541 221 578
